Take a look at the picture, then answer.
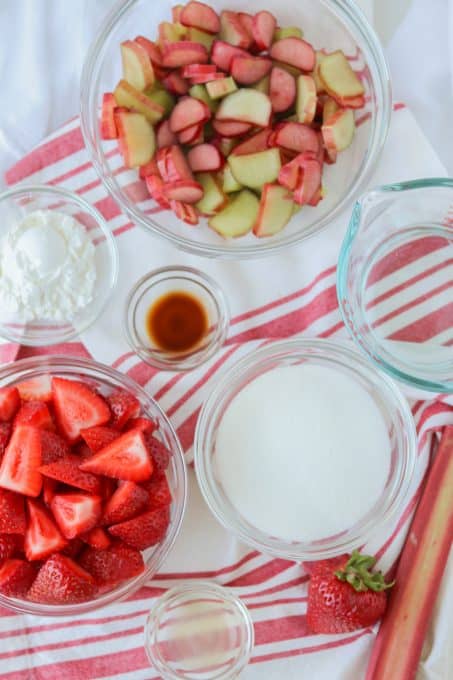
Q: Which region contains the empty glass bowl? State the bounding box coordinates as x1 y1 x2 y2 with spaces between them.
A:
144 582 254 679
337 178 453 393
80 0 391 258
0 185 118 346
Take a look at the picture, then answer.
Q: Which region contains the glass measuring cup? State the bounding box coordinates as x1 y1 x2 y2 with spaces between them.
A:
337 178 453 393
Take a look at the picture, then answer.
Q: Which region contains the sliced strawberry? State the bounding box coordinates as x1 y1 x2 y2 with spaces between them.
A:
0 559 38 597
61 537 85 559
0 489 26 534
144 434 172 472
0 422 11 461
106 388 141 431
102 481 149 526
180 2 220 34
52 377 111 443
17 375 52 402
0 425 42 497
0 534 23 565
108 506 170 550
80 527 111 550
14 401 54 430
80 426 119 453
51 493 102 540
79 430 153 482
39 456 102 495
42 478 58 507
0 387 20 422
79 542 145 586
126 417 157 435
28 554 95 604
25 499 67 561
40 430 70 465
142 473 172 510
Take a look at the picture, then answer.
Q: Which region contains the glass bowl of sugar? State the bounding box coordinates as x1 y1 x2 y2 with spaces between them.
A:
195 338 417 562
0 185 118 347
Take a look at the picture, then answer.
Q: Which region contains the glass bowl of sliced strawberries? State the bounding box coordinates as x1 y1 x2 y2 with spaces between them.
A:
0 356 187 615
81 0 391 258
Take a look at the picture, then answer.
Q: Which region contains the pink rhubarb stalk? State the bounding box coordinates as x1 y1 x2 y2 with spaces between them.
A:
366 425 453 680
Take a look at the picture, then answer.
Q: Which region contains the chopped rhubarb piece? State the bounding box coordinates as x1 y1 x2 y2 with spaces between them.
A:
230 56 272 85
165 145 195 182
211 40 248 72
366 427 453 680
146 176 171 209
293 155 322 206
114 80 165 124
252 11 277 50
321 109 355 152
205 77 237 99
163 180 204 204
228 148 281 190
253 183 294 237
170 200 200 225
189 71 226 85
180 1 220 34
215 89 272 127
182 63 217 78
230 129 272 157
162 41 209 68
297 74 317 124
158 21 187 44
120 40 155 91
134 36 164 67
100 93 118 140
162 71 190 96
115 111 156 168
219 11 252 49
156 120 178 149
322 96 340 123
273 121 319 154
319 50 365 99
269 67 296 113
209 190 259 238
187 143 224 172
270 37 315 72
195 172 227 215
170 96 211 133
139 157 160 179
212 119 252 137
178 122 204 145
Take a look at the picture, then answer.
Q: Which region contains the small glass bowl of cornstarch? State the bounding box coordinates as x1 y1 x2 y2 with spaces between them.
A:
0 185 118 346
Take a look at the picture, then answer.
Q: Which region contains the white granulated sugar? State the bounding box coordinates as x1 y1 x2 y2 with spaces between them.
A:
215 363 391 543
0 210 96 321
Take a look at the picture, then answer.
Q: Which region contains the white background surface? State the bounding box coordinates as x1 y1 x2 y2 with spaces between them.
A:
0 0 452 181
0 1 451 678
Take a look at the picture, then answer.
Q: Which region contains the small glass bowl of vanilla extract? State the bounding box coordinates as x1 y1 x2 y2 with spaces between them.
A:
125 266 230 371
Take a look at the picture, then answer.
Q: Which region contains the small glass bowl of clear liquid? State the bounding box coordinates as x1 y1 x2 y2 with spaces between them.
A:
144 582 254 679
337 178 453 393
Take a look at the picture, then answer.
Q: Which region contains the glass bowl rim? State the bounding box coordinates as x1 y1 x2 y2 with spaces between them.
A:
337 177 453 393
144 580 255 680
124 265 230 371
0 183 119 346
80 0 392 259
0 354 187 616
194 337 417 561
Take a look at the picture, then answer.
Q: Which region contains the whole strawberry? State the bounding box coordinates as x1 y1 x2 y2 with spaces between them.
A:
306 550 393 634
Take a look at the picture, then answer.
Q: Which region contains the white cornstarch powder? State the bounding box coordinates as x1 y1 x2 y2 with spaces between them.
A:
0 210 96 321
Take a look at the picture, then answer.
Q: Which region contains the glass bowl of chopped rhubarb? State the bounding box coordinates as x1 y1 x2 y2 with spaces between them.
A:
0 356 187 616
81 0 391 258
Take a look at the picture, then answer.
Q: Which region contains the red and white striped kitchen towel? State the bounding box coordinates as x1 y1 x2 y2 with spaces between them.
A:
1 104 452 680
